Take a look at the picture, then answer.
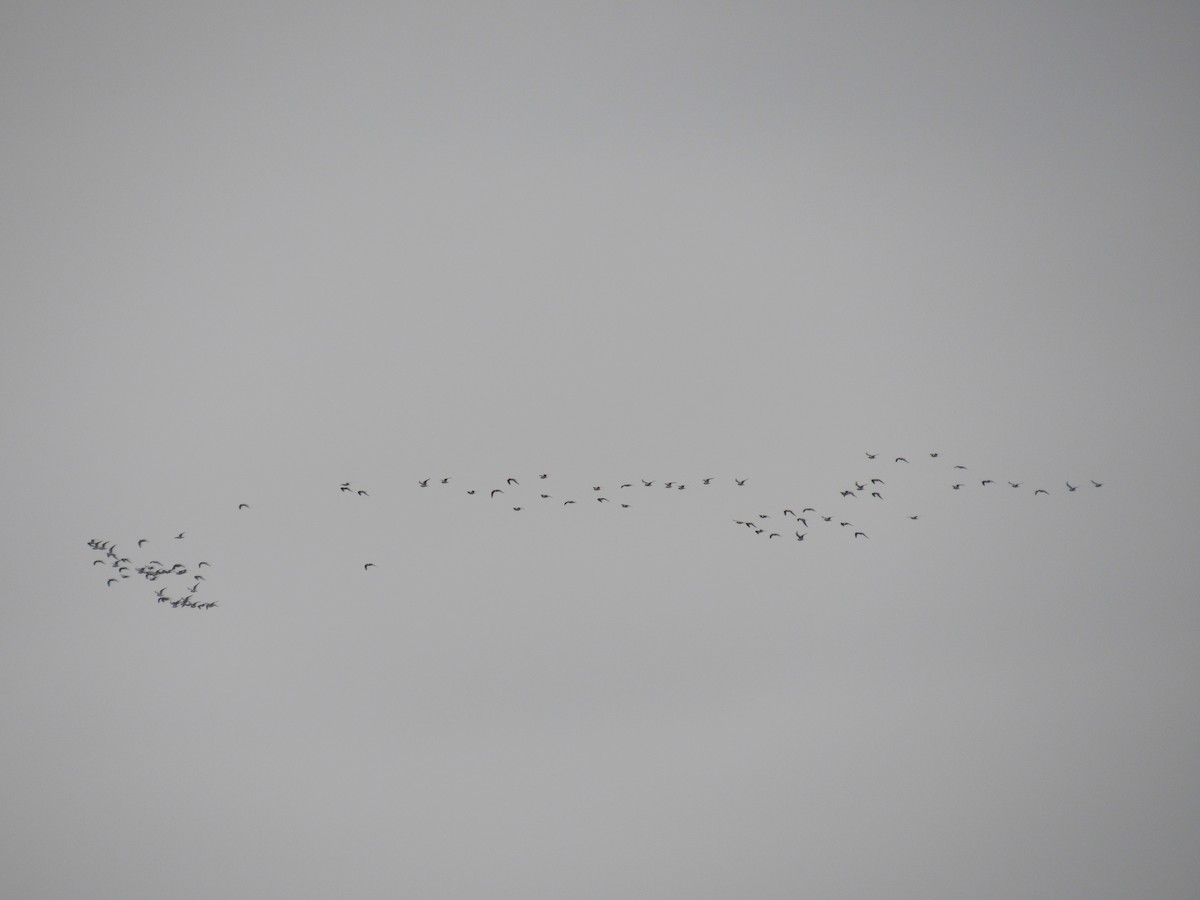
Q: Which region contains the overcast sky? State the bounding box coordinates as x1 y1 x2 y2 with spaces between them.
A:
2 2 1199 898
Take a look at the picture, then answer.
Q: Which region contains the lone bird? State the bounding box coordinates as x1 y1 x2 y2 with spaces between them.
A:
866 453 877 459
981 480 994 486
563 500 576 505
895 457 908 463
854 532 868 539
419 479 429 487
735 479 746 486
1091 480 1103 487
238 503 250 509
952 484 963 490
441 478 450 484
540 474 548 479
909 515 919 520
363 563 376 570
174 532 185 539
137 538 149 547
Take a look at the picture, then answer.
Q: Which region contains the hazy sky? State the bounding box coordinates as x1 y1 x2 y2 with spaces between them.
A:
2 2 1199 898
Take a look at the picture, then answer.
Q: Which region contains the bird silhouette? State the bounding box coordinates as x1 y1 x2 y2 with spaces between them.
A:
238 503 250 509
363 563 376 570
866 453 877 459
1034 489 1049 495
137 539 148 547
563 500 576 505
491 489 504 497
854 532 868 539
735 479 746 486
441 478 450 484
871 492 882 499
419 480 429 487
895 457 909 463
174 533 185 539
1066 482 1078 491
642 480 653 486
198 561 211 567
507 478 519 485
357 490 369 496
107 578 117 586
981 480 994 486
1009 482 1022 488
540 474 548 479
1091 480 1103 487
795 532 806 541
952 484 963 490
909 515 919 520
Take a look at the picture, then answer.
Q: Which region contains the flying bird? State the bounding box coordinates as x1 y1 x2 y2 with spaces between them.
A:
642 480 654 487
363 563 376 570
930 452 939 457
854 532 868 539
1034 489 1049 495
507 478 519 485
954 465 967 469
107 578 117 586
735 479 746 486
795 532 806 541
871 492 882 499
1009 482 1022 488
540 474 548 479
198 561 211 567
174 533 185 539
563 500 576 505
467 490 476 495
513 507 523 511
1066 482 1078 491
703 478 713 484
871 479 884 485
866 453 877 459
357 490 368 496
797 518 807 527
597 497 609 502
895 457 908 463
441 478 450 484
840 490 855 497
491 489 504 497
909 515 919 520
981 480 994 486
93 560 106 566
952 484 963 490
238 503 250 509
137 539 148 547
1091 481 1103 487
419 480 429 487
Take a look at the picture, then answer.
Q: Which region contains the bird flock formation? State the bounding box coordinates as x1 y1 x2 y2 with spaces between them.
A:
87 452 1104 606
85 536 216 610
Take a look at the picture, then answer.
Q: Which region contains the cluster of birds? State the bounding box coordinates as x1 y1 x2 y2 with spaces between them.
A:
85 537 216 610
87 452 1106 600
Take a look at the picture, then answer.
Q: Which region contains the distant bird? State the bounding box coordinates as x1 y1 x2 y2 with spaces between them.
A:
783 509 795 517
174 532 185 539
841 490 855 498
467 490 476 495
419 479 429 487
664 482 673 488
620 484 632 488
340 482 352 490
597 497 609 502
797 518 807 527
930 452 939 457
795 532 806 541
866 453 877 459
540 494 550 499
909 515 919 520
198 561 211 567
540 474 548 479
193 575 204 581
981 480 994 486
758 514 770 519
507 478 519 485
1034 489 1049 495
363 563 376 570
137 539 148 547
341 485 353 492
1091 480 1103 487
491 489 504 497
895 457 908 463
513 507 523 511
952 484 963 490
703 478 713 484
677 484 686 490
620 503 630 508
854 532 868 539
840 522 851 527
954 465 967 470
563 500 576 505
642 480 653 486
871 492 882 499
357 490 369 496
821 516 832 522
238 503 250 509
1066 482 1078 492
107 578 117 586
593 486 603 491
1009 482 1022 488
802 508 815 513
855 482 865 491
871 479 884 485
441 478 450 484
93 560 105 566
735 479 746 486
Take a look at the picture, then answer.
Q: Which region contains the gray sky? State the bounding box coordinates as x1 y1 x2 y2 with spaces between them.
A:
2 2 1198 897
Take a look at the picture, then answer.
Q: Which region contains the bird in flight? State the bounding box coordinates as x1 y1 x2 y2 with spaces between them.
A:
930 452 939 457
1034 489 1049 495
198 561 211 567
137 539 148 547
954 465 967 470
1066 482 1078 492
840 490 855 498
1091 480 1103 487
735 479 746 486
513 507 523 511
952 484 963 490
540 474 548 479
174 532 185 539
1009 482 1022 488
238 503 250 509
363 563 376 570
854 532 868 539
563 500 576 505
441 477 450 484
491 489 504 497
866 453 877 459
981 480 994 486
419 479 429 487
107 578 117 586
895 457 909 463
871 492 882 499
703 478 713 484
507 478 519 485
795 532 806 541
357 490 369 496
909 515 919 520
642 480 653 487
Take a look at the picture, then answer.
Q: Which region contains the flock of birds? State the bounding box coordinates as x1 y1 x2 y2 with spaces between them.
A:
87 451 1104 609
